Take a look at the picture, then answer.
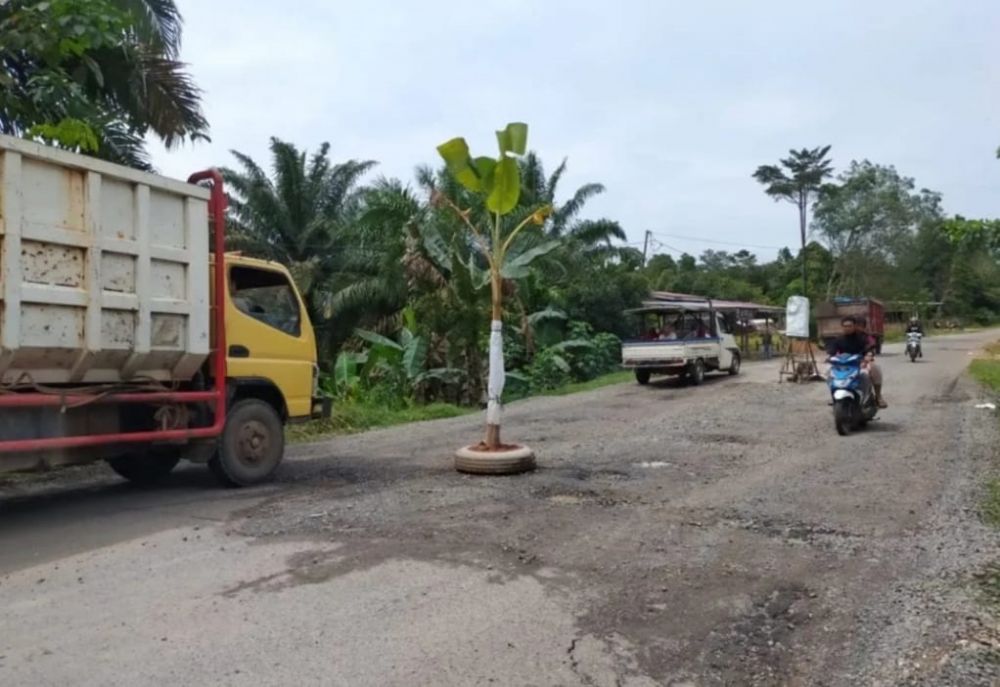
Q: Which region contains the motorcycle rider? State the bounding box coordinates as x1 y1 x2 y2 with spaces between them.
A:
905 316 924 357
825 315 888 408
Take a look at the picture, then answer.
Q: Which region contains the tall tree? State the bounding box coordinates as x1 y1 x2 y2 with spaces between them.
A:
222 138 401 360
0 0 207 168
752 146 834 292
812 160 942 298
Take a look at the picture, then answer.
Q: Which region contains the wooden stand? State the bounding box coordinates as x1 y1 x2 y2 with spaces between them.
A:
779 337 822 383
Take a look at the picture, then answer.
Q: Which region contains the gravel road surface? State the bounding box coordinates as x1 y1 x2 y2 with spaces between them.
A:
1 331 998 686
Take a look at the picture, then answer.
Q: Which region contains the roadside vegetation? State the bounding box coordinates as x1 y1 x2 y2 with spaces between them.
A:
970 341 1000 528
3 1 999 430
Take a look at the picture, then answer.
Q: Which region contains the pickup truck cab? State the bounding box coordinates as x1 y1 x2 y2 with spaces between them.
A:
622 300 741 385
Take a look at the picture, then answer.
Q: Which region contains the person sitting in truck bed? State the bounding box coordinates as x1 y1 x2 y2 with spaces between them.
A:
657 322 677 340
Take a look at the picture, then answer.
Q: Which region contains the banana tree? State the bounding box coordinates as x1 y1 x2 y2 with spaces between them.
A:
436 122 553 451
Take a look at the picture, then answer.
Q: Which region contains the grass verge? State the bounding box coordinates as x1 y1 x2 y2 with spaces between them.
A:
968 340 1000 528
287 370 634 443
287 402 472 443
532 370 634 398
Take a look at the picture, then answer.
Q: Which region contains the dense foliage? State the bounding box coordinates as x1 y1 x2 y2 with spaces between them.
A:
225 142 1000 410
0 0 206 168
2 4 997 413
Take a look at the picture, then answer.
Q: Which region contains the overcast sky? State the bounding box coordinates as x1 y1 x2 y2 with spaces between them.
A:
149 0 1000 260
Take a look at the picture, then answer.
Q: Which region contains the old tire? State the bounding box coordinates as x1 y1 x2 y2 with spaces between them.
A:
728 352 741 376
108 447 181 485
688 359 706 386
635 369 651 385
455 444 535 475
209 399 284 487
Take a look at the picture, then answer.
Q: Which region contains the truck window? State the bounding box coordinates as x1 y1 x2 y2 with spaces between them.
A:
230 266 301 337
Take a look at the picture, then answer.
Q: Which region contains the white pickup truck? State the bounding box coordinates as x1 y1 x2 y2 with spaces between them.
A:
621 301 742 385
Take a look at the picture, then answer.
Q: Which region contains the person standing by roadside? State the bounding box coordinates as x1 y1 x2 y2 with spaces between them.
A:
761 327 774 360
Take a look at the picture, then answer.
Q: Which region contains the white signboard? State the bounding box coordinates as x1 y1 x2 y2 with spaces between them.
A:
786 296 810 338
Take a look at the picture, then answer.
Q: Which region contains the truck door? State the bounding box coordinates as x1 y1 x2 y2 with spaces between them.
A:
225 264 316 418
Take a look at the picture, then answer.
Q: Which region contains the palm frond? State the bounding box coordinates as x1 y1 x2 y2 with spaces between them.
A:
111 0 183 57
552 182 605 234
569 218 627 246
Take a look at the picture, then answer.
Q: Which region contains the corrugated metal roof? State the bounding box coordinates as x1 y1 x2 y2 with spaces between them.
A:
646 291 785 313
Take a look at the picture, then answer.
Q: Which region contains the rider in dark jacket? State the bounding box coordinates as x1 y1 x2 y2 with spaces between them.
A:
905 317 924 334
826 316 887 408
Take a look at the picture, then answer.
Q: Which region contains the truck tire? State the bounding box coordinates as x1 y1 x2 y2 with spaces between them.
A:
688 359 706 386
108 447 181 485
635 369 651 385
728 352 741 376
210 399 284 487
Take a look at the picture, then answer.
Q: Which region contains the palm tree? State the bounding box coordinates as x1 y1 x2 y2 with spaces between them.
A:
519 152 626 251
752 146 834 292
0 0 207 169
222 138 403 361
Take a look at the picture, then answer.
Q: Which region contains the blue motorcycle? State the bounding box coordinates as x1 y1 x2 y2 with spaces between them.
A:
828 353 878 435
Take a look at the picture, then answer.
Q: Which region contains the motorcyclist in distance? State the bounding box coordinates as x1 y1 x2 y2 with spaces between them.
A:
905 316 924 358
905 317 924 334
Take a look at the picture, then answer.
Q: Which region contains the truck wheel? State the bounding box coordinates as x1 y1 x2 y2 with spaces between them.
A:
635 369 651 385
108 447 180 485
210 399 284 487
689 359 706 386
728 352 741 376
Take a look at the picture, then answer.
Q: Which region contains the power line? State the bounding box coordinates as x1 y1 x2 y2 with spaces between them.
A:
648 231 787 252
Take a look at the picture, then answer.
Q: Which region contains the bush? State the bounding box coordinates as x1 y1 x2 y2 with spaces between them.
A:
561 322 621 382
526 348 573 392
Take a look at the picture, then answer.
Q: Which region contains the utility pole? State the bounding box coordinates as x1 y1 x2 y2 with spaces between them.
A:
642 230 652 266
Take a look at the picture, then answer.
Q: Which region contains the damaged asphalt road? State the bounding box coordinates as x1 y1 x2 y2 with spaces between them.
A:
1 331 999 686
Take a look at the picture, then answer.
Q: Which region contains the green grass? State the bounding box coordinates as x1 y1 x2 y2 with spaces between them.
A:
287 370 634 443
983 480 1000 528
532 370 634 397
969 340 1000 528
287 401 472 443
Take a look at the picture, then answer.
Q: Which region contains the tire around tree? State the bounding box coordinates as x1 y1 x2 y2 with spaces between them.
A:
108 447 181 485
209 399 285 487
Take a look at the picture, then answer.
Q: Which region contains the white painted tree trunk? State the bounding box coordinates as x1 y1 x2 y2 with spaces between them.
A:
486 320 505 429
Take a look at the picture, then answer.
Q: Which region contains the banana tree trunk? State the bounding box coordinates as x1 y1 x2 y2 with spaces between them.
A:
485 274 504 449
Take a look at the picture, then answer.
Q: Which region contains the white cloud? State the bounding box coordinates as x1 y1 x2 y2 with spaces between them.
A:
152 0 1000 259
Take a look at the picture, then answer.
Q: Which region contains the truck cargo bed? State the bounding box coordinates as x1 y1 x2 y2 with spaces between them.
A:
0 135 211 385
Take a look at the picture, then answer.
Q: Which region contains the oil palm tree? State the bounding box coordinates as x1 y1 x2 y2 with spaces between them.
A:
222 138 403 362
0 0 207 169
519 152 626 250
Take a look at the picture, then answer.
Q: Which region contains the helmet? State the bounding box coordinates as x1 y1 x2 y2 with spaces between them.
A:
910 316 918 323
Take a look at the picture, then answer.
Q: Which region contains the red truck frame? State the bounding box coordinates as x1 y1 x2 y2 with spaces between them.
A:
0 171 228 454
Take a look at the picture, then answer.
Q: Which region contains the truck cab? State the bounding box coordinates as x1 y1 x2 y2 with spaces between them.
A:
218 254 322 421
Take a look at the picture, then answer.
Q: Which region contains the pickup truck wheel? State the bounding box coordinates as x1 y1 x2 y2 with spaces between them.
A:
728 352 741 376
635 369 651 385
108 447 180 485
210 399 284 487
689 359 706 386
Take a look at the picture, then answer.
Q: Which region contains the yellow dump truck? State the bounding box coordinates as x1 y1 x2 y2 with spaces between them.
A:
0 135 328 486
